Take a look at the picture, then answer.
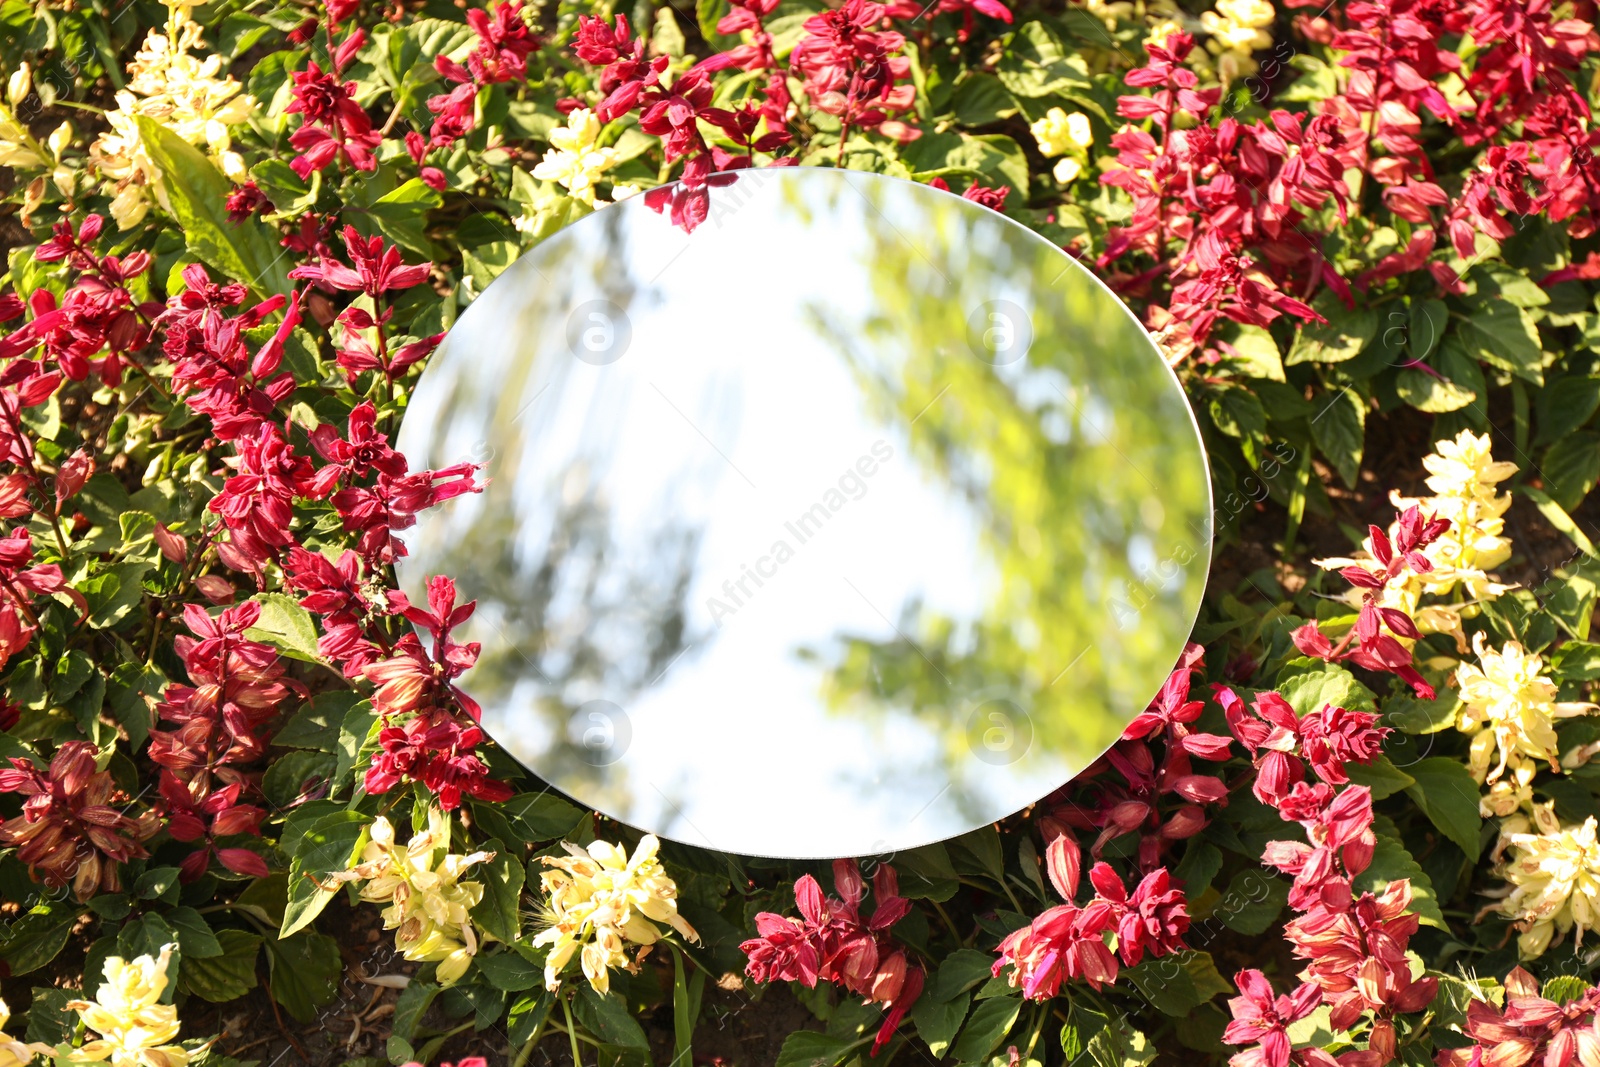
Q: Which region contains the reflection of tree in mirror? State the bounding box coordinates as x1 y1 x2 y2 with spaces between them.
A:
799 180 1209 819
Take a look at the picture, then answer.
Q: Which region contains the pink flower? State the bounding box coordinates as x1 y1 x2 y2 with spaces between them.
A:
1223 970 1322 1067
289 227 432 298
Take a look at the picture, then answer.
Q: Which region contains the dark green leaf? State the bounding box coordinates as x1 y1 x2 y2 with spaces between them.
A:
179 929 261 1002
949 995 1021 1063
471 840 524 943
265 931 343 1022
1544 432 1600 512
1405 758 1483 858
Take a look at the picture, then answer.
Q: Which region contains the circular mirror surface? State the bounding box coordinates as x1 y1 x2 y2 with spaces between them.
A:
395 168 1211 858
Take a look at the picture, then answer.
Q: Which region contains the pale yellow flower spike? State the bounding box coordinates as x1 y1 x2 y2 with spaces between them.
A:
1456 634 1596 798
65 944 191 1067
533 108 621 205
533 833 700 994
1 997 54 1067
89 2 255 229
333 809 495 985
1315 430 1518 654
1199 0 1275 80
1501 816 1600 960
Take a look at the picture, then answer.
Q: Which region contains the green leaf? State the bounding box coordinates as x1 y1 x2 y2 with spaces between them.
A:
262 749 338 809
135 117 291 298
471 840 525 943
359 178 444 258
1409 298 1448 362
912 992 970 1057
1354 834 1446 927
243 592 321 663
949 73 1019 125
1182 951 1233 1003
1225 325 1284 382
1384 690 1462 734
1397 338 1484 414
23 988 76 1045
493 792 584 840
1457 302 1544 385
1537 375 1600 445
1543 432 1600 512
1554 642 1600 680
1342 756 1416 800
273 690 361 752
82 562 152 628
179 929 261 1002
574 985 651 1050
1275 658 1375 716
1207 385 1267 444
165 905 224 957
1212 869 1289 935
1087 1024 1156 1067
949 995 1021 1063
392 979 441 1043
1286 294 1377 364
335 698 379 788
996 21 1091 97
280 810 371 938
1124 955 1201 1015
672 945 705 1067
477 949 543 992
265 931 343 1022
895 842 960 901
1311 387 1365 487
1405 757 1483 859
508 990 554 1044
776 1031 861 1067
0 908 74 975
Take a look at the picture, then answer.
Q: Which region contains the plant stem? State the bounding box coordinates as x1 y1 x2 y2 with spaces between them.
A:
562 994 583 1067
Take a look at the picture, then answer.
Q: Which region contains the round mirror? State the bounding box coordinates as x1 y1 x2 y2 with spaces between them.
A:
394 168 1211 858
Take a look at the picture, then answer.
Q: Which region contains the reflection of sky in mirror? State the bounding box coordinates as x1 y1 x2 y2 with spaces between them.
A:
395 168 1210 858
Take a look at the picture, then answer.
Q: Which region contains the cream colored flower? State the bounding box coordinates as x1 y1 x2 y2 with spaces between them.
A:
65 944 189 1067
1457 633 1594 789
0 998 52 1067
1145 18 1184 48
1316 431 1517 652
1502 816 1600 958
89 4 254 229
334 809 494 985
1030 107 1092 159
533 109 620 205
1391 430 1517 604
1201 0 1274 51
533 833 699 994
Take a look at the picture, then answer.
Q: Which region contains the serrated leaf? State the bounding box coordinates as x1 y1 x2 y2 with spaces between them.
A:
776 1031 861 1067
244 592 321 663
1212 869 1289 935
950 995 1021 1063
1311 387 1365 487
1543 432 1600 512
179 929 261 1002
996 21 1091 98
471 840 524 943
1342 756 1416 800
1354 834 1446 927
1287 294 1377 364
1457 301 1544 385
265 931 342 1022
1405 757 1483 859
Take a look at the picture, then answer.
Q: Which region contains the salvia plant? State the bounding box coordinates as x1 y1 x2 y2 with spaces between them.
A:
4 0 1600 1064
